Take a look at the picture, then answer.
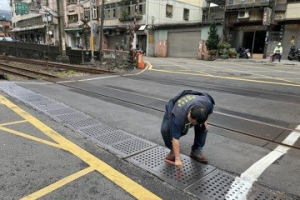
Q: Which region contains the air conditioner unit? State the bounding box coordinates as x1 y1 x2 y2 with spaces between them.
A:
238 10 250 19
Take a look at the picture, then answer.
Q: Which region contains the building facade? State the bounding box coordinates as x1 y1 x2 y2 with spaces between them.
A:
10 0 60 44
0 15 12 37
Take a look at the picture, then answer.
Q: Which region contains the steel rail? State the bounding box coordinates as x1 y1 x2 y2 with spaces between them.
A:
54 82 300 152
0 56 114 74
0 63 58 79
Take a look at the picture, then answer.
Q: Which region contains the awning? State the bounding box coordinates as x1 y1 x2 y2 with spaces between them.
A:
11 24 45 32
139 25 147 31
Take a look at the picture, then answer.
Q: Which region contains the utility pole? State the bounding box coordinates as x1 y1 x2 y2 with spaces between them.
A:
57 0 67 57
90 0 95 63
99 0 105 63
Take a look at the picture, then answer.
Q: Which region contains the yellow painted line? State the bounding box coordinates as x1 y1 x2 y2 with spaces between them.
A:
228 62 299 84
0 126 62 149
0 95 161 200
21 167 95 200
0 120 27 126
144 61 153 69
169 58 299 85
150 68 300 87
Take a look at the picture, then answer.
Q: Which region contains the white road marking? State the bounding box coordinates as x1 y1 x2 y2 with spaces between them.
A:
226 125 300 199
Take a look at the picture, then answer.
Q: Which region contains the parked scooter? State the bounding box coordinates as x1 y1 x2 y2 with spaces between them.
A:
287 45 300 62
237 47 250 59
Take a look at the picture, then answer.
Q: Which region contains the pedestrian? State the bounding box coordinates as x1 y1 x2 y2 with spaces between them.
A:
272 42 283 62
161 90 215 169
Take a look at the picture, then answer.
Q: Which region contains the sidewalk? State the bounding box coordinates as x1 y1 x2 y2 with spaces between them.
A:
216 58 300 66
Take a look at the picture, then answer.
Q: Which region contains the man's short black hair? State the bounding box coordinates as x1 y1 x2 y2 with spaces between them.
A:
190 105 208 124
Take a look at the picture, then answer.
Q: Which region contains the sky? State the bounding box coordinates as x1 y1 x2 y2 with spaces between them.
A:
0 0 10 11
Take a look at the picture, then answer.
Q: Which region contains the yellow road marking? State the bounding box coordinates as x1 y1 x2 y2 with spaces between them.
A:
0 120 27 126
0 95 161 200
0 126 62 149
168 58 299 85
147 58 300 87
21 167 95 200
150 68 300 87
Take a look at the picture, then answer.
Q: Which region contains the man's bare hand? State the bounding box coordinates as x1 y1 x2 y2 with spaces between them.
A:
175 159 183 179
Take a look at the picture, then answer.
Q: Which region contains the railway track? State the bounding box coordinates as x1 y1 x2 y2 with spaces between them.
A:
0 55 114 74
52 80 300 152
0 63 58 79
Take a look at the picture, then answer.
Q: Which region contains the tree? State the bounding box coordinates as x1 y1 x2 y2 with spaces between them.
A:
206 23 219 51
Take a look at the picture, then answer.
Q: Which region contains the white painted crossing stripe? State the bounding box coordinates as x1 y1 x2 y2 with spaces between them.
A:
226 125 300 199
77 75 120 81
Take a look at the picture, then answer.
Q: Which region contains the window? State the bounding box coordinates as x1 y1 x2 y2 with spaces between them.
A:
84 8 90 19
166 4 173 18
93 8 97 19
68 14 78 23
68 0 77 4
183 8 189 21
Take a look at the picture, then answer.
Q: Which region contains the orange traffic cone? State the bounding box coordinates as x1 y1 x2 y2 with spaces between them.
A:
138 53 145 69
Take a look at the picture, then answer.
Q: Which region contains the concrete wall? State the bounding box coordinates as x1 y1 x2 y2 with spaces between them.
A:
286 3 300 19
200 25 222 40
148 0 202 25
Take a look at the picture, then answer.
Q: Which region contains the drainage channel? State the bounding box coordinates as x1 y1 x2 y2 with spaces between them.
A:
0 81 295 200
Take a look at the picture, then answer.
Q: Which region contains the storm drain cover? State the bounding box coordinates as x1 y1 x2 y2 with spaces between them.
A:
247 185 294 200
19 95 49 102
55 112 89 123
93 130 133 146
65 118 101 130
127 146 216 189
78 124 116 138
186 169 237 200
45 108 76 116
107 137 157 158
35 102 67 111
127 146 170 169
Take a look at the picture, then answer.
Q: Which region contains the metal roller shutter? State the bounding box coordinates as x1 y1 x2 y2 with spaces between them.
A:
168 31 201 58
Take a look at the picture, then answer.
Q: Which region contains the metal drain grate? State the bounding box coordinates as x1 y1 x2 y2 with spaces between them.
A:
154 157 216 189
93 130 132 146
65 118 101 130
45 108 76 116
19 95 49 102
186 169 236 200
54 112 89 123
107 137 157 158
127 146 216 189
78 124 116 137
127 146 170 169
34 102 67 111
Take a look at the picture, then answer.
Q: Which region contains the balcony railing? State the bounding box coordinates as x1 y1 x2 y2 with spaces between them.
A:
226 0 270 9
